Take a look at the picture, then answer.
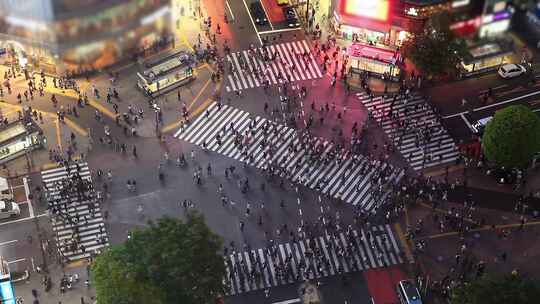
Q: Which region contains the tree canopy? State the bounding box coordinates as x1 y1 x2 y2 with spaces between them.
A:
450 274 540 304
482 105 540 168
401 11 467 79
92 212 225 304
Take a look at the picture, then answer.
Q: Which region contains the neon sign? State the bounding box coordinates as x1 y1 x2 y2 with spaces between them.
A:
342 0 390 22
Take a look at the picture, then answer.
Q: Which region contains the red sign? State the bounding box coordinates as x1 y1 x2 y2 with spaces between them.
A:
340 0 390 22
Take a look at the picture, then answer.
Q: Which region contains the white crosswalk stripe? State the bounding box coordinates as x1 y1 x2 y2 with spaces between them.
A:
175 102 404 212
225 40 323 93
223 225 402 295
358 92 460 171
41 162 109 261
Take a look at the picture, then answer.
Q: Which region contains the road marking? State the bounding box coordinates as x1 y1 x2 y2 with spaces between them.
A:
64 117 89 137
0 213 48 227
189 78 212 110
23 177 34 218
241 0 263 46
394 223 414 263
225 0 235 21
7 258 26 264
443 90 540 119
161 79 219 133
460 113 474 133
258 0 274 31
272 299 300 304
423 220 540 240
55 118 63 151
31 257 35 271
0 240 17 246
479 84 508 95
259 28 303 35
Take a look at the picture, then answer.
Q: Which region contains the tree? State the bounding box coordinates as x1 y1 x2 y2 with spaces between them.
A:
401 12 467 79
450 274 540 304
482 105 540 168
92 211 225 304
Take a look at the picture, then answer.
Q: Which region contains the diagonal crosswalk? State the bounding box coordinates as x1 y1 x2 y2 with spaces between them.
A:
174 102 404 212
358 92 460 171
41 162 109 261
225 40 323 93
223 224 403 295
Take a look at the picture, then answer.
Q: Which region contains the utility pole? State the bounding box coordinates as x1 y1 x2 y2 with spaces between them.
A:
305 0 310 23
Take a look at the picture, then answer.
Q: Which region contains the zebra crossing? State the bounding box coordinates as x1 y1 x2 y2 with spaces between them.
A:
358 92 460 171
225 40 323 93
223 224 402 295
174 102 404 212
41 162 109 261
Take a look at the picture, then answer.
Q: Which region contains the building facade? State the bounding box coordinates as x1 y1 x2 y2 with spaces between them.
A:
0 0 172 75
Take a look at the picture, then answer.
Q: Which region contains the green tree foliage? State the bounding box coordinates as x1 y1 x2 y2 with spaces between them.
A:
450 274 540 304
482 105 540 168
92 212 225 304
401 12 467 78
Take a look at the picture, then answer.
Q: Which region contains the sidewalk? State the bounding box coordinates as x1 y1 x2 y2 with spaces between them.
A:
14 262 96 304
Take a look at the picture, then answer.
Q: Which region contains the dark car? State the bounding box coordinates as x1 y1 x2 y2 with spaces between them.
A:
250 2 268 25
283 6 300 27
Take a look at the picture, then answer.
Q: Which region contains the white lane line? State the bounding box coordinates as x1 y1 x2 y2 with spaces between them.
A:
225 0 235 21
0 213 48 227
479 84 507 94
23 177 34 218
8 258 26 264
0 239 18 246
258 0 274 31
272 298 300 304
443 90 540 119
460 113 474 133
241 0 263 46
259 28 303 35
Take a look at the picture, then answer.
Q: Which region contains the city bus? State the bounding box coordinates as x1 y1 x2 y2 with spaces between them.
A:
136 49 195 98
396 280 423 304
0 257 15 304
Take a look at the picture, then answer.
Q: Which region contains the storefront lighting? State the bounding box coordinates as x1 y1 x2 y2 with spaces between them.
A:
5 15 47 31
405 7 418 16
341 0 389 22
452 0 470 8
141 6 170 25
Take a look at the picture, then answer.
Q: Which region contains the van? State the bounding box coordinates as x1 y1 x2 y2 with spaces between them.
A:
0 200 20 219
397 280 423 304
0 177 13 200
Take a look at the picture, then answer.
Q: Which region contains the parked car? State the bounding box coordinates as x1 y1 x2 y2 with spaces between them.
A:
283 6 300 27
0 200 20 219
250 2 268 25
498 63 526 79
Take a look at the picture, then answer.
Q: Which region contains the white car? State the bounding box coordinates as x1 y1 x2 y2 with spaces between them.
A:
498 64 526 79
0 200 20 219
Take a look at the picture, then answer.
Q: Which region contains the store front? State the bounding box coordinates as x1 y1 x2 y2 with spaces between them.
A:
0 119 44 165
332 0 394 46
347 42 402 81
460 40 514 77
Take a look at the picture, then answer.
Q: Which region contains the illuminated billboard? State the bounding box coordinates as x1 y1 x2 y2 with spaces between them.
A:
341 0 390 22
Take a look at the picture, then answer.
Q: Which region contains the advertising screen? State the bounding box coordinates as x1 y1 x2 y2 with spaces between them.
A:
341 0 390 22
